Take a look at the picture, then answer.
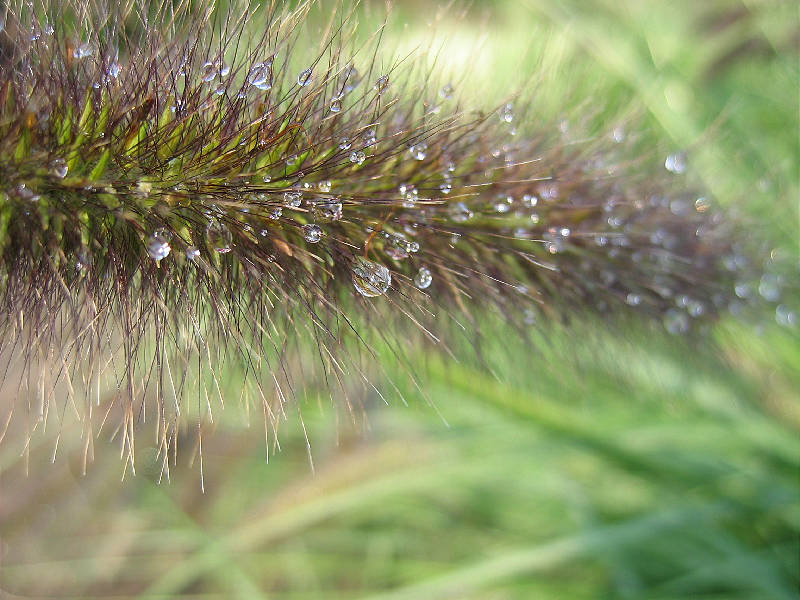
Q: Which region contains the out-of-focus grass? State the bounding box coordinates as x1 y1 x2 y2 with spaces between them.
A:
0 1 797 598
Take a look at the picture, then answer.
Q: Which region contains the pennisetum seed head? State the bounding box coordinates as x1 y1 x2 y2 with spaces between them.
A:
0 0 795 475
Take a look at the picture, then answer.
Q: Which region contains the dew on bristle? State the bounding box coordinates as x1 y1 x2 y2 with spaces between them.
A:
494 194 513 213
665 152 687 174
247 62 272 90
200 59 228 82
349 150 366 165
339 137 352 150
185 246 200 260
449 202 473 222
302 224 323 243
776 305 797 328
440 182 452 194
758 273 781 302
283 191 302 208
521 194 538 208
414 266 433 289
352 257 391 297
499 102 514 123
206 219 232 253
374 75 389 94
439 83 454 99
73 42 93 59
147 229 171 262
297 68 313 86
664 309 690 334
318 180 332 192
50 158 68 179
330 97 342 112
409 142 427 160
268 206 283 219
626 293 642 306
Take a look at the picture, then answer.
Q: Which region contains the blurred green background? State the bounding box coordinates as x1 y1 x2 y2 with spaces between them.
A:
1 1 798 598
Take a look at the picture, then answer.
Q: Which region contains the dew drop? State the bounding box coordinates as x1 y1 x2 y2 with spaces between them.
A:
50 158 68 179
147 229 171 261
283 191 302 208
349 150 366 165
687 300 705 317
626 293 642 306
73 42 93 59
248 62 273 90
664 152 687 174
185 246 200 260
414 266 433 289
663 309 690 334
499 103 514 123
302 224 323 243
339 137 352 150
409 142 427 160
374 75 389 94
206 219 232 253
329 97 342 112
494 194 513 213
352 257 391 297
318 180 332 192
439 83 453 99
107 61 122 80
758 273 780 302
521 194 538 208
776 305 797 328
440 182 452 194
268 206 283 219
314 199 342 221
297 68 313 87
449 202 473 222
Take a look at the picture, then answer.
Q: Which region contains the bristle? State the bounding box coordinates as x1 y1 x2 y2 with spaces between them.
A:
0 0 793 469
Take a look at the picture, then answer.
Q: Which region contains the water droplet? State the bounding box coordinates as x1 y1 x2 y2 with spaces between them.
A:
147 229 171 261
314 199 342 221
200 59 227 82
352 257 391 297
339 64 360 93
318 180 332 192
409 142 427 160
248 62 273 90
286 154 298 166
268 206 283 219
349 150 366 165
734 282 752 299
50 158 68 179
297 68 313 87
339 137 352 150
107 61 122 79
329 97 342 112
664 152 687 174
206 219 232 253
449 202 473 222
439 182 452 194
414 266 433 289
363 128 378 146
283 191 302 208
611 127 625 143
687 300 705 317
439 83 453 99
663 309 689 334
758 273 780 302
494 195 513 213
626 293 642 306
776 305 797 328
185 246 200 260
73 42 93 59
521 194 538 208
374 75 389 94
43 23 55 35
499 103 514 123
694 196 710 212
302 224 323 243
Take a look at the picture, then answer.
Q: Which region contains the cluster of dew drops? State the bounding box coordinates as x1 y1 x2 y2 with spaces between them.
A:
48 26 796 333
